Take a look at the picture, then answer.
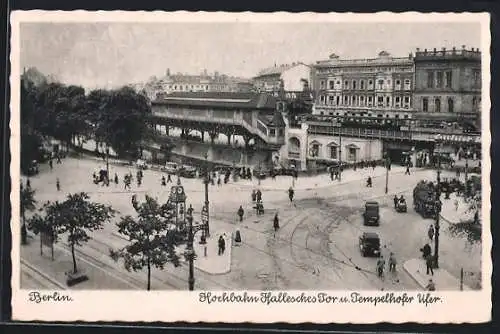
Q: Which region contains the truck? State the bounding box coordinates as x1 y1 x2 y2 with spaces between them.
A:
413 181 438 218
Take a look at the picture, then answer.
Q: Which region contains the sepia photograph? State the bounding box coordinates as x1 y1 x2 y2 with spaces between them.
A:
10 11 491 323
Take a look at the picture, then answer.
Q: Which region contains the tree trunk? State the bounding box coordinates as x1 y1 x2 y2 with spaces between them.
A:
147 257 151 291
21 211 27 245
95 141 99 152
71 243 78 274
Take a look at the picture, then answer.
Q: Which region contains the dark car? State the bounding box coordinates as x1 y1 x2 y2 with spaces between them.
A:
363 201 380 226
359 232 381 257
179 165 197 178
26 160 40 176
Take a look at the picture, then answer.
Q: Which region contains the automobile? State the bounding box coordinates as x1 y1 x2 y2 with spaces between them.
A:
363 201 380 226
179 165 197 178
395 198 408 213
135 159 148 170
26 160 40 176
161 161 179 174
359 232 381 257
273 166 296 176
253 168 268 180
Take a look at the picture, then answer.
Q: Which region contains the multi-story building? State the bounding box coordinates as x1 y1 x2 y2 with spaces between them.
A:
413 46 481 118
253 62 312 93
313 51 415 116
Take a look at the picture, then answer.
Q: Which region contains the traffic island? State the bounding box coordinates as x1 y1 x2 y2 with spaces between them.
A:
403 258 471 291
65 270 89 287
193 232 232 275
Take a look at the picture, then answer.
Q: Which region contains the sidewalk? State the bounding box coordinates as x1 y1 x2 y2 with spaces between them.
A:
403 258 470 291
20 234 137 290
192 230 232 275
234 166 410 191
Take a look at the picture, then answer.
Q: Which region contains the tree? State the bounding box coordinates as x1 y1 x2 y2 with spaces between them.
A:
110 195 182 291
42 193 115 274
20 183 36 244
27 213 57 257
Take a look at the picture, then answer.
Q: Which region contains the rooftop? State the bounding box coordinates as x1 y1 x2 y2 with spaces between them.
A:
314 50 413 68
254 62 309 78
152 92 277 110
414 46 481 61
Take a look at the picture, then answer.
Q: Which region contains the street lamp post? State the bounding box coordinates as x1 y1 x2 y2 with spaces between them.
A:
337 122 342 182
203 153 210 238
434 134 443 269
384 151 389 194
184 204 208 291
258 161 262 186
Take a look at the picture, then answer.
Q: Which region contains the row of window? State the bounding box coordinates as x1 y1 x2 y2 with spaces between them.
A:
319 78 411 91
318 95 411 108
317 66 413 75
309 143 357 161
421 96 480 113
426 71 453 89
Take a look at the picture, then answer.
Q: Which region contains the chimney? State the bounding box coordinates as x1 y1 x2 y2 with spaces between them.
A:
433 48 437 54
424 48 428 53
416 48 420 52
452 47 456 54
462 45 466 50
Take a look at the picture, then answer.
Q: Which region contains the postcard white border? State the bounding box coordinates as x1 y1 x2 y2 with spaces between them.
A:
10 11 492 323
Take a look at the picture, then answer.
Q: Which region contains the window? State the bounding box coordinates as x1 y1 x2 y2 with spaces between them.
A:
472 96 478 109
395 96 401 105
445 71 452 88
377 96 384 106
448 98 454 113
386 96 390 106
404 79 411 90
348 148 357 162
427 71 434 88
474 71 480 86
368 80 373 86
435 98 441 112
352 96 357 105
360 80 365 89
368 96 373 102
328 96 334 104
436 72 443 88
329 81 334 89
352 81 357 90
329 146 338 159
404 96 410 104
396 80 401 86
344 81 349 89
378 80 384 89
320 95 325 103
423 98 429 112
336 96 340 105
278 129 284 137
269 128 276 136
311 144 320 157
344 96 348 103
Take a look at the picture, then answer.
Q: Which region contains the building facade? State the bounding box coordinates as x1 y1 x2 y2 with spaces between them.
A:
413 46 481 117
313 51 415 116
253 63 312 93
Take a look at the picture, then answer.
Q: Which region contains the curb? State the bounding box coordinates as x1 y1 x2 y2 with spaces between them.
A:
21 258 66 290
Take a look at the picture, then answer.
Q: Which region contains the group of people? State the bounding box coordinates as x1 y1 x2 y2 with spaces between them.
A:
376 252 397 279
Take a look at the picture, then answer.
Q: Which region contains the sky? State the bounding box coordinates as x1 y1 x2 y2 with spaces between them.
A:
19 21 481 91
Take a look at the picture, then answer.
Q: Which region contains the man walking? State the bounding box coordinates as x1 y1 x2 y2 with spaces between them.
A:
428 224 435 241
376 255 385 279
426 254 434 276
388 252 397 273
237 205 244 222
273 213 280 238
218 235 226 256
288 187 294 203
405 164 411 175
56 178 61 191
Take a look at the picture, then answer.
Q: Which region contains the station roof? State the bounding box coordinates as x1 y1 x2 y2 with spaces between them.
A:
152 92 277 110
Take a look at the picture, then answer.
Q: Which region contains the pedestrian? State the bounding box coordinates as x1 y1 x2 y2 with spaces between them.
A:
137 177 142 187
234 229 242 246
474 210 479 224
288 187 294 203
405 165 411 175
330 168 334 181
167 174 172 183
161 175 166 186
421 243 432 259
251 190 257 202
389 252 397 273
237 205 244 222
114 173 119 186
56 178 60 191
218 235 226 256
26 179 31 189
393 195 398 209
426 279 436 291
428 224 435 240
376 255 385 279
56 153 62 164
426 254 434 276
256 189 262 202
217 177 222 186
49 159 53 170
273 213 280 238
